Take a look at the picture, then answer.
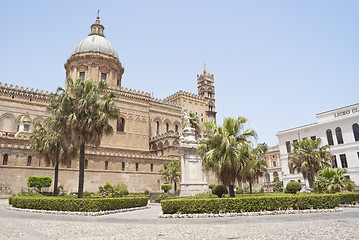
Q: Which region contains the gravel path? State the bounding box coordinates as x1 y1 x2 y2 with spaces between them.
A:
1 199 359 240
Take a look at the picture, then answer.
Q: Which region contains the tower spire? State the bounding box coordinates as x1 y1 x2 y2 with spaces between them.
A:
203 63 207 75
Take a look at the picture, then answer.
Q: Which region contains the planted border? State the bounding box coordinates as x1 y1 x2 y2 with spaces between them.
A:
338 192 359 205
161 195 340 214
9 196 149 212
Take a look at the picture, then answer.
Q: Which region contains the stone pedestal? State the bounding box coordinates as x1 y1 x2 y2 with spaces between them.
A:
179 127 208 197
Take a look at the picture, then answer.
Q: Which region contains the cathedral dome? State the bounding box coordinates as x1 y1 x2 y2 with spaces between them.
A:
72 35 118 59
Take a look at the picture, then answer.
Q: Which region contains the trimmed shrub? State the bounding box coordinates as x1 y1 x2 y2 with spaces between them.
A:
27 176 52 192
161 184 172 192
8 196 148 212
338 192 359 205
161 194 340 214
236 188 244 194
144 189 150 195
209 184 216 190
212 185 228 198
285 182 302 194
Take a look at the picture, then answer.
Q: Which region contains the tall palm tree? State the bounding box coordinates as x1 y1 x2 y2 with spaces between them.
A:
31 118 77 196
159 160 181 193
288 138 332 188
48 78 120 198
239 146 267 194
197 116 257 197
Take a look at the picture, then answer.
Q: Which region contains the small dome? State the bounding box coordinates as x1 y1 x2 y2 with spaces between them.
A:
20 115 32 123
72 35 119 59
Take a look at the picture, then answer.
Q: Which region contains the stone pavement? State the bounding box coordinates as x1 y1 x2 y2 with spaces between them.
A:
1 199 359 240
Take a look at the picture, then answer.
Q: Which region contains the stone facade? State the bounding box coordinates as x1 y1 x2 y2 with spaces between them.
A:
0 17 217 195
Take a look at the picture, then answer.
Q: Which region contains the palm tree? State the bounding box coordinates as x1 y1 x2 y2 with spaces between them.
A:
31 118 77 196
288 138 332 188
197 116 257 197
315 167 354 193
48 78 120 198
189 112 201 136
239 146 267 194
159 160 181 193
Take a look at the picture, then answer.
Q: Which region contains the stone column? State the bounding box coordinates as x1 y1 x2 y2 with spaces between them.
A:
179 125 208 197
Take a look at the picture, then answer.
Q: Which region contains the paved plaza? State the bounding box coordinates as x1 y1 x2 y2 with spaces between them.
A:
1 199 359 240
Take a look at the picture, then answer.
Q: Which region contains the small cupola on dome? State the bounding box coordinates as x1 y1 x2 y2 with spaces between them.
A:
90 15 105 36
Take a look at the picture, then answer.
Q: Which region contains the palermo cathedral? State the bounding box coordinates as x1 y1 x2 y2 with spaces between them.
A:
0 16 217 194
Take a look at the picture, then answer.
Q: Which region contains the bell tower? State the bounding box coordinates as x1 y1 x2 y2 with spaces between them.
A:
197 64 216 121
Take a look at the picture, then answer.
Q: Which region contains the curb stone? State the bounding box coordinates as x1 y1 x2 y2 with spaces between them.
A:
158 208 343 218
6 204 150 216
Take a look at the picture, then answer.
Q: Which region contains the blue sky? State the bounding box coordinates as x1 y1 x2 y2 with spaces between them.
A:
1 1 358 146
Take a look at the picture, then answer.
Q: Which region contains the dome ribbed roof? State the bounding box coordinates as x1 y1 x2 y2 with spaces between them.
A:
72 35 118 59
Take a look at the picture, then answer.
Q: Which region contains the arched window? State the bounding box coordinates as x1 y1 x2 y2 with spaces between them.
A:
265 172 270 184
67 159 71 168
156 121 160 135
151 163 154 172
27 156 32 166
3 154 8 165
273 160 276 167
273 171 279 179
326 129 334 145
122 162 125 171
105 161 109 170
209 105 213 111
136 163 139 171
353 123 359 141
336 127 344 144
85 159 88 169
117 117 125 132
175 125 179 133
166 123 169 133
208 91 212 98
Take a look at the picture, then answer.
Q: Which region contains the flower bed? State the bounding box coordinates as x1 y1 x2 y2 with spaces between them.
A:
161 194 340 214
8 196 149 212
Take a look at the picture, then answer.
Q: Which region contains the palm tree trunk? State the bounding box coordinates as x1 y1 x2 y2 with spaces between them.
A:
53 155 59 196
229 184 235 197
174 181 177 193
308 173 314 188
249 181 253 194
78 143 85 198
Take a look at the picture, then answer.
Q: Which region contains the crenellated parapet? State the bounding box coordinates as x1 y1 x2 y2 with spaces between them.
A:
0 82 50 103
163 90 206 105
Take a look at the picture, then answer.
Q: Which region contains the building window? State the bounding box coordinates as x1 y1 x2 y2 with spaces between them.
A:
208 91 212 98
310 136 316 141
166 123 169 133
357 152 359 161
286 141 291 153
332 155 338 168
24 124 30 132
326 129 334 145
85 159 88 169
353 123 359 141
101 73 107 81
175 125 178 133
67 160 71 168
122 162 125 171
340 154 348 168
79 72 85 81
105 161 109 170
150 163 154 172
273 160 276 167
201 118 203 122
117 117 125 132
336 127 344 144
156 121 160 135
27 156 32 166
136 163 139 171
273 171 279 179
3 154 8 165
117 79 120 86
272 155 276 159
209 105 213 111
293 140 298 144
265 172 270 184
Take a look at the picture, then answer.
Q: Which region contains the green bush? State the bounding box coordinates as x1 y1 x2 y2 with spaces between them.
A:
144 189 150 195
161 184 172 192
338 192 359 205
209 184 216 190
285 182 302 194
155 193 178 202
194 192 218 198
8 196 148 212
99 183 129 197
236 188 244 194
27 176 52 192
161 194 340 214
212 185 228 198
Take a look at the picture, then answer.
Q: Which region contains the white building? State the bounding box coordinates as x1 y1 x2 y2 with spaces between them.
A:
277 103 359 189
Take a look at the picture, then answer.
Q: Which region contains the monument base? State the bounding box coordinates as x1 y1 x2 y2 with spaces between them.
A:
180 183 208 197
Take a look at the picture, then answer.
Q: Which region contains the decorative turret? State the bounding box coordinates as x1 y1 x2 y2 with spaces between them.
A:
90 15 105 36
197 64 216 121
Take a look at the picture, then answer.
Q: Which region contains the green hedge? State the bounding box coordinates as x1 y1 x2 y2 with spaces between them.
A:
9 196 148 212
161 195 340 214
338 192 359 205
